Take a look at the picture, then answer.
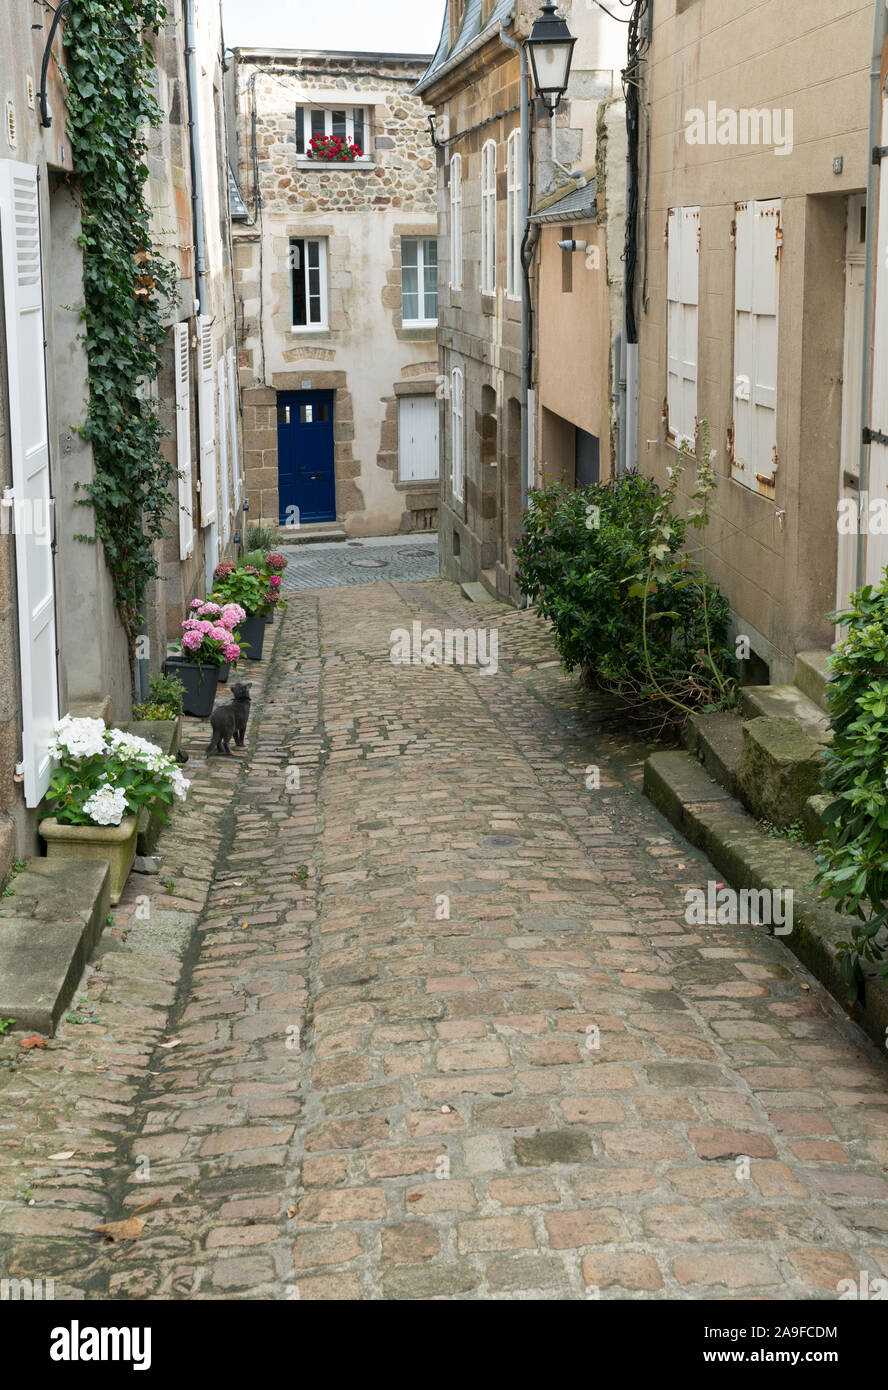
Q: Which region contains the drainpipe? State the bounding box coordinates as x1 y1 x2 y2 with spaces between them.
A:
184 0 208 314
857 0 888 589
499 25 532 521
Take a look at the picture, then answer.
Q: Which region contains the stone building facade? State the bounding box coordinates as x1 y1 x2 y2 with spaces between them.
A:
417 0 628 603
230 49 440 537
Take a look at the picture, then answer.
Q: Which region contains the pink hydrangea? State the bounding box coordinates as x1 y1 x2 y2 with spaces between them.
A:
183 619 202 631
269 575 282 589
220 603 246 631
214 561 235 579
199 602 222 617
210 625 232 645
181 630 203 652
190 599 203 610
224 643 241 663
265 553 288 572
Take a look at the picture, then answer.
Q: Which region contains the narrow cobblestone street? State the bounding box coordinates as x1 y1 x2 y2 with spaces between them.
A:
2 577 888 1301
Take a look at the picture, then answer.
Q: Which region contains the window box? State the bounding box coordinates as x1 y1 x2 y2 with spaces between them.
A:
296 105 371 162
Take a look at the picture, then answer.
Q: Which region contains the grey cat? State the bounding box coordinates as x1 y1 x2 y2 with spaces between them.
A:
206 682 252 756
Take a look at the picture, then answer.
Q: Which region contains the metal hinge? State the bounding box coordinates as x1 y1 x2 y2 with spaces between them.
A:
863 426 888 448
873 146 888 164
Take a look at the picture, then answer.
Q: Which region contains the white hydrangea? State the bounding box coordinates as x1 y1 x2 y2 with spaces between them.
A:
169 767 190 801
106 729 166 768
83 784 128 827
53 715 108 760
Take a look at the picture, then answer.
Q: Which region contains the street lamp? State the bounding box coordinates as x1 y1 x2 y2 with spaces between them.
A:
526 1 577 115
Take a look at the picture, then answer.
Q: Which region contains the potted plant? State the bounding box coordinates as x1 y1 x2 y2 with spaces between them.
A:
40 717 191 904
164 601 244 715
211 562 283 660
263 551 289 622
132 670 186 722
308 135 364 162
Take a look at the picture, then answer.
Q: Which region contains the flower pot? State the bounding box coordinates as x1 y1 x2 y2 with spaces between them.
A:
162 658 219 717
264 612 274 625
40 814 139 906
218 662 230 683
239 612 267 661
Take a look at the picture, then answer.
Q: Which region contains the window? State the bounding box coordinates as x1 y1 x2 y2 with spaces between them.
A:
666 206 700 447
451 366 464 502
399 396 439 481
507 130 522 299
450 153 463 290
481 139 496 295
401 237 438 326
291 237 328 329
732 199 781 490
295 105 368 160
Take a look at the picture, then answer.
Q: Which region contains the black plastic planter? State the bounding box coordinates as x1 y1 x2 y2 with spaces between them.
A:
239 612 267 661
162 658 219 718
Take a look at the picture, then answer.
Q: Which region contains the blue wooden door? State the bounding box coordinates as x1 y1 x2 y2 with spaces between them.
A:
277 391 335 525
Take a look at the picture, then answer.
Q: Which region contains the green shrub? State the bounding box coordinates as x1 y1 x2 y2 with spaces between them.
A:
133 671 185 722
246 524 279 552
516 456 733 735
816 573 888 991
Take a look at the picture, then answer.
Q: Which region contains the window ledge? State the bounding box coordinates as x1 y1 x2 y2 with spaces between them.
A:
291 327 332 337
402 320 438 331
295 160 376 171
395 479 439 492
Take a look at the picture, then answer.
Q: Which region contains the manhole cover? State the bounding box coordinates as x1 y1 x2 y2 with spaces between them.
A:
349 557 389 569
484 836 520 847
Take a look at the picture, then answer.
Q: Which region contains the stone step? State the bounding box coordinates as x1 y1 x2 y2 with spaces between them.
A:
793 650 833 712
460 581 499 605
739 683 832 744
682 711 745 797
736 716 825 828
0 859 110 1036
282 524 348 546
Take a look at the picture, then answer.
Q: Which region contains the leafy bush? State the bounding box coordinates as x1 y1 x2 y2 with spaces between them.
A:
246 525 279 552
47 718 190 828
516 460 733 735
133 671 186 722
816 573 888 990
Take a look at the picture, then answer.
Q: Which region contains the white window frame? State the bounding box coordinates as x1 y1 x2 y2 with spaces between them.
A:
731 198 781 490
666 205 700 448
401 237 438 328
451 365 465 503
291 237 329 331
174 322 194 559
450 152 463 291
506 129 522 300
296 105 370 162
481 138 496 296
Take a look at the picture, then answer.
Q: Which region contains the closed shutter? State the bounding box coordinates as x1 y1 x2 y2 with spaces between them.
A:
666 206 699 446
868 98 888 586
227 346 241 512
217 357 230 545
732 199 780 489
198 314 217 526
399 396 439 481
0 160 59 807
174 322 194 559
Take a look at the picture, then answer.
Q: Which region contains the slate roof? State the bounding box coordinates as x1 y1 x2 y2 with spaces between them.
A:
530 177 598 224
416 0 517 93
229 164 250 222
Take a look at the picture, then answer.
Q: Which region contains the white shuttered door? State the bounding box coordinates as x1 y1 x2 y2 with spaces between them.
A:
399 396 439 481
217 357 230 545
174 322 194 559
732 200 780 490
666 207 699 447
0 161 59 807
198 315 217 526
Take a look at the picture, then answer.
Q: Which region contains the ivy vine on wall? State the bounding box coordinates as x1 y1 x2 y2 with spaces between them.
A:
62 0 179 664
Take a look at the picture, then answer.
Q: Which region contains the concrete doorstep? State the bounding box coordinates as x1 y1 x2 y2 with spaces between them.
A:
644 749 888 1051
0 859 110 1036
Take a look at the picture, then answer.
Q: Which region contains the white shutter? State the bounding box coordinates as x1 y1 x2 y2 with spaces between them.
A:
174 322 194 559
197 315 217 526
399 396 439 481
666 207 699 446
227 346 241 512
868 99 888 586
0 161 59 808
217 357 230 545
733 199 780 488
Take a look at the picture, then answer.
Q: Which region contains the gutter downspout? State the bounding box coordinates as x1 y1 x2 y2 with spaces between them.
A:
500 25 533 556
857 0 888 589
184 0 208 315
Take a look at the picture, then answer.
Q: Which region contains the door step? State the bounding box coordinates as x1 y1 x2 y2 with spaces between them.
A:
739 683 832 744
0 859 110 1035
793 649 832 711
282 524 348 546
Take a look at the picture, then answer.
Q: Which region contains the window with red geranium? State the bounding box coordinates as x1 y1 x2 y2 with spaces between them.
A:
296 105 368 161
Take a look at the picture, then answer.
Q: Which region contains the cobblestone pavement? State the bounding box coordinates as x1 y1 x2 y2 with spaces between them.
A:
280 534 438 591
1 578 888 1300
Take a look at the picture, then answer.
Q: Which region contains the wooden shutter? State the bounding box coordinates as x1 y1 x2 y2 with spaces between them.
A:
666 207 699 446
399 396 439 481
174 322 194 559
197 314 217 526
868 99 888 586
733 199 780 489
217 356 230 545
0 160 59 807
227 346 241 512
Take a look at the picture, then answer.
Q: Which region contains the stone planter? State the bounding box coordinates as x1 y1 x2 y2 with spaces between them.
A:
40 814 139 906
162 658 219 717
120 719 181 857
239 612 267 661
